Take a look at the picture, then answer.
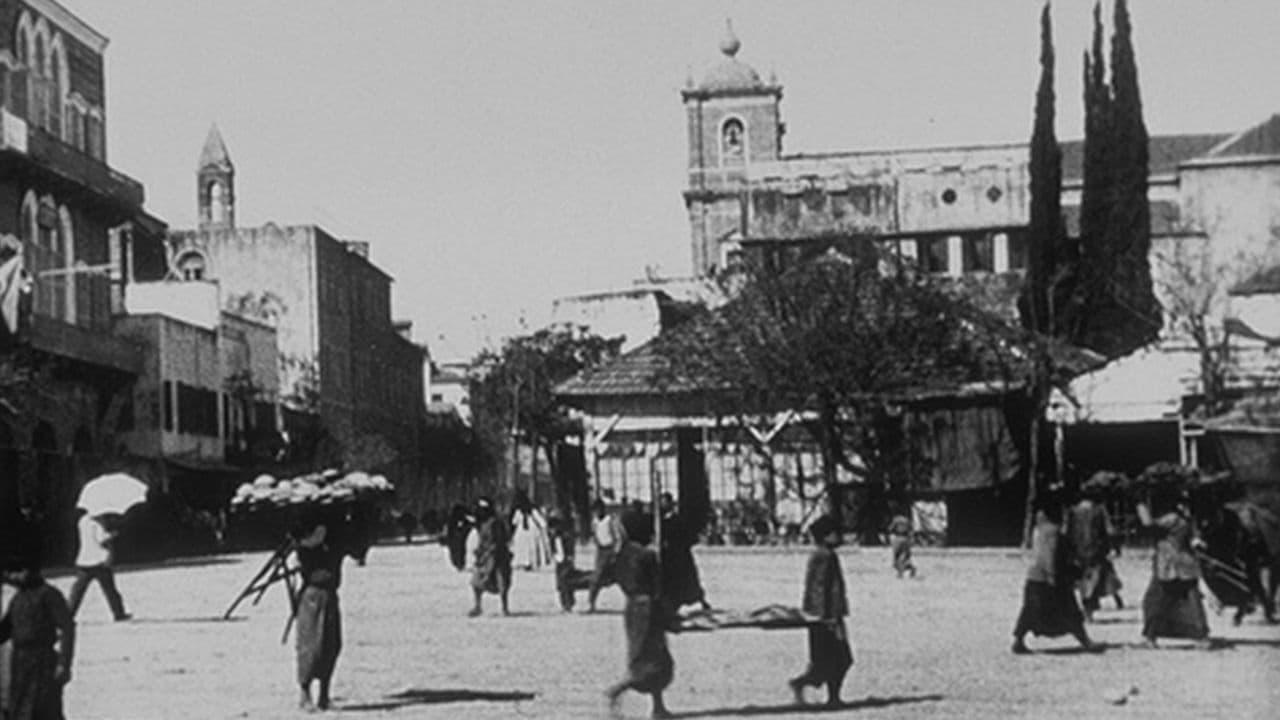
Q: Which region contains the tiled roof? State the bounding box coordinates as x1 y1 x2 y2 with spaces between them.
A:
1230 263 1280 296
1205 115 1280 159
555 340 702 398
1060 133 1229 182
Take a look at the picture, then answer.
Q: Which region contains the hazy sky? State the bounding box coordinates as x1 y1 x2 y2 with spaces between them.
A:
70 0 1280 360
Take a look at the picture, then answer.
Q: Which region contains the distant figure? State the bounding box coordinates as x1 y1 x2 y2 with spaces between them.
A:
1011 495 1098 654
550 514 591 612
1 553 76 720
789 514 853 707
887 513 916 578
290 516 348 712
1137 494 1211 649
1066 490 1123 620
67 511 131 621
469 497 512 617
444 504 472 571
396 511 418 544
588 499 622 612
510 491 551 571
605 510 674 719
658 492 711 615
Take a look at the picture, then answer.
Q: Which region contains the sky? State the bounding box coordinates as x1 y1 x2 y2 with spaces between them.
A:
68 0 1280 361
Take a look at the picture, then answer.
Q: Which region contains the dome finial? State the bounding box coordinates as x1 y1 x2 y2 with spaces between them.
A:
719 18 740 58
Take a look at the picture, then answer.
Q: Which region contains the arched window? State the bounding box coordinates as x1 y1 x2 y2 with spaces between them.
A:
175 250 207 281
59 205 76 323
48 38 65 138
208 181 227 224
31 32 45 127
720 117 745 165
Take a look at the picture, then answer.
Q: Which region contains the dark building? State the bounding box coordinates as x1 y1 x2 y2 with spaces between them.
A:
1 0 166 562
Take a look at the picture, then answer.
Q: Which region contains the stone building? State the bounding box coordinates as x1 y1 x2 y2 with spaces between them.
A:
1 0 167 561
166 127 428 489
562 24 1280 540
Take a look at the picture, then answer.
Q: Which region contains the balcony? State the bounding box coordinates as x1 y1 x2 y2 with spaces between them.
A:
0 109 144 210
29 314 144 376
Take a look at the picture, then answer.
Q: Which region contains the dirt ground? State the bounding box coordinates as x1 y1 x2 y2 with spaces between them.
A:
43 541 1280 719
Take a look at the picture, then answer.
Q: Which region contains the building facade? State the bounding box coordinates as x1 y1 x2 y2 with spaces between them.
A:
1 0 166 561
166 128 427 488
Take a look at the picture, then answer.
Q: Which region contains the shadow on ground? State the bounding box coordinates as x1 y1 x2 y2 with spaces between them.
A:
129 616 249 624
669 693 944 718
338 688 537 711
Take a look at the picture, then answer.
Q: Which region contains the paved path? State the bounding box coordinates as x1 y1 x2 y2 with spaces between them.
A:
44 542 1280 719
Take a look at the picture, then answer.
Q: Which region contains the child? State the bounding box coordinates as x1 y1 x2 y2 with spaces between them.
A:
887 512 916 578
1 554 76 720
789 515 853 707
605 510 674 719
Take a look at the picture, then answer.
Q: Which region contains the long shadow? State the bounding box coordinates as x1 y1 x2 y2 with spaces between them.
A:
1037 642 1115 655
129 616 248 624
338 688 536 712
668 693 943 718
1087 617 1138 625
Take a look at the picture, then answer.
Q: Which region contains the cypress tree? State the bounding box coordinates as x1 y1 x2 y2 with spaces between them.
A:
1102 0 1161 355
1074 2 1110 346
1019 2 1065 338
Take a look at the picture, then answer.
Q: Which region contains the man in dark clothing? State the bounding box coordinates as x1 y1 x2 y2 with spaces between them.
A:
658 493 711 617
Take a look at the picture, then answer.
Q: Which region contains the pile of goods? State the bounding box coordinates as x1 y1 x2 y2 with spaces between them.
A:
230 470 393 512
672 604 818 633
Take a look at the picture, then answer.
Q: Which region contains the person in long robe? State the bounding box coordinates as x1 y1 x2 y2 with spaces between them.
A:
1137 495 1211 648
509 491 551 571
1 554 75 720
1066 490 1124 621
444 504 472 571
658 493 711 616
789 514 853 707
1012 496 1099 654
605 510 674 719
468 497 512 617
292 519 346 712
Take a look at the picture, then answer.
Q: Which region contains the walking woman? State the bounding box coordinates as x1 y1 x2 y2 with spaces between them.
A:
291 512 346 711
1012 494 1098 654
1137 493 1211 649
468 497 512 617
605 509 674 719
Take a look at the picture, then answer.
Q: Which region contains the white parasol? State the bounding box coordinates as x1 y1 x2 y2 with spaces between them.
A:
77 472 149 517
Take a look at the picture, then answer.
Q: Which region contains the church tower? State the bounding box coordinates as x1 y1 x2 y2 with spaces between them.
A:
682 21 783 277
197 124 235 231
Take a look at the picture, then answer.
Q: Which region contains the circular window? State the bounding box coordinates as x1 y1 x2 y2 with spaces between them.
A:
941 188 957 205
987 186 1003 203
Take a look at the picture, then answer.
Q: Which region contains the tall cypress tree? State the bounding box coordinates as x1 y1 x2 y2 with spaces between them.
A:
1074 2 1110 346
1019 2 1065 338
1102 0 1160 355
1075 0 1161 357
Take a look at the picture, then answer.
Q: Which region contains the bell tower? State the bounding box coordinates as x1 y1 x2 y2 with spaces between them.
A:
682 21 784 277
197 124 235 231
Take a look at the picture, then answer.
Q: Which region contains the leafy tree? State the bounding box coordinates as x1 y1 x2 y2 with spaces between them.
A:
656 253 1035 529
470 324 623 514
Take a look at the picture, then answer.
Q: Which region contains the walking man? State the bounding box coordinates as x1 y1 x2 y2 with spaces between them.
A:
67 510 130 621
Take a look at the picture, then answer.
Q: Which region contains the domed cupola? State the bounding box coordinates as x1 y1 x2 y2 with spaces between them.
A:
698 20 765 93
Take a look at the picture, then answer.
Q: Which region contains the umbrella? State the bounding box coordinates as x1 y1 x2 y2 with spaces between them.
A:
77 473 149 517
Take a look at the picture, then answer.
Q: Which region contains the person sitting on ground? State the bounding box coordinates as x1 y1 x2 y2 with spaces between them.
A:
1011 493 1100 654
789 514 853 707
1 552 76 720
